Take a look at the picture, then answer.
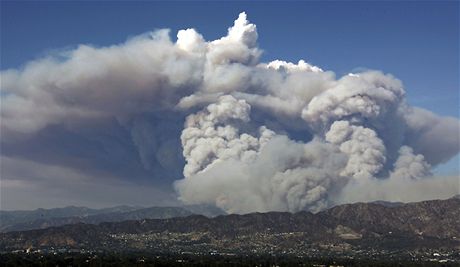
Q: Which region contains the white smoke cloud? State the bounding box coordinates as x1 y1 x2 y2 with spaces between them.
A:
180 95 275 178
334 175 459 205
263 59 323 73
390 146 431 180
302 71 405 133
403 107 460 165
325 121 386 180
1 12 459 212
176 135 347 213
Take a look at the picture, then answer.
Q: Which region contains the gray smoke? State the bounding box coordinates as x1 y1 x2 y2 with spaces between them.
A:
1 12 459 213
325 121 386 180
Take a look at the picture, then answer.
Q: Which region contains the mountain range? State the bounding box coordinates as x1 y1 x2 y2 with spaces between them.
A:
1 196 459 258
0 205 225 232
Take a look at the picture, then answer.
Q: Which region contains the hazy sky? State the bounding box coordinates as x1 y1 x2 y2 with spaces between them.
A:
1 1 458 211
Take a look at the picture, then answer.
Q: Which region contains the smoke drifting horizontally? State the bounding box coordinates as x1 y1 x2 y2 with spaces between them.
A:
1 13 459 213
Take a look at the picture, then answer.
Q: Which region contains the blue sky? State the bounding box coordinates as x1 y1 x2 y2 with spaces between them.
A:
1 1 458 209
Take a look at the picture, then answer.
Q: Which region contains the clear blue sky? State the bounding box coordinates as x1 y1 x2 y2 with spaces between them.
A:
1 1 459 175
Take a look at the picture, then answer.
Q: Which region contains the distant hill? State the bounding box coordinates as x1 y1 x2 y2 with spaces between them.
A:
0 205 225 232
1 197 459 256
0 206 140 231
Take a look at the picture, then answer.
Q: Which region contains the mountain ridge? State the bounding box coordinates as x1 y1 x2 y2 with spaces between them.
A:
0 205 225 232
1 196 459 256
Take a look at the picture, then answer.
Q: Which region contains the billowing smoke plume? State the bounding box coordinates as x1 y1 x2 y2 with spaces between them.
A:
325 121 386 180
177 95 346 213
1 12 459 212
180 95 275 178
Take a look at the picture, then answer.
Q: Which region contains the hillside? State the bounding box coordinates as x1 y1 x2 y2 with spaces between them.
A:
1 197 459 260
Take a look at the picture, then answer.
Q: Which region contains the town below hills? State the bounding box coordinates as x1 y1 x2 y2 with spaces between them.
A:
1 196 459 266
